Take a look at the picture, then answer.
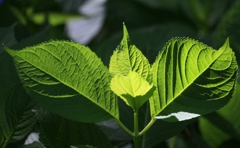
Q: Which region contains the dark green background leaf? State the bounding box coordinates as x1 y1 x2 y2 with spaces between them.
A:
0 86 37 144
38 111 112 148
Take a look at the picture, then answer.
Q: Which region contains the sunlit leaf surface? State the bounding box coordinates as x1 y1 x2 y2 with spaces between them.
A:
5 41 119 122
151 38 238 121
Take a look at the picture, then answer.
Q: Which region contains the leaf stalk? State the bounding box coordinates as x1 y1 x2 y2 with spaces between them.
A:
139 118 156 136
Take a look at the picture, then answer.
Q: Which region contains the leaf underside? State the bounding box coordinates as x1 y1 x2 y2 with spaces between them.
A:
5 41 119 122
151 38 238 121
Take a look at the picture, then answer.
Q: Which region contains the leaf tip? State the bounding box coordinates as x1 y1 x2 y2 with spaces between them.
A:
218 37 231 52
123 23 129 36
224 37 230 46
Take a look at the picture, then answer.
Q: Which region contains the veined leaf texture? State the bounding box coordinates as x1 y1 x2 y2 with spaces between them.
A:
151 38 238 121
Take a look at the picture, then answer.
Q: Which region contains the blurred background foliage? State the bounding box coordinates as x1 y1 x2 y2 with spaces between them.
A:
0 0 240 147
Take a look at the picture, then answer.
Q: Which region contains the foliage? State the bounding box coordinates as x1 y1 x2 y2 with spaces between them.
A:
0 0 240 148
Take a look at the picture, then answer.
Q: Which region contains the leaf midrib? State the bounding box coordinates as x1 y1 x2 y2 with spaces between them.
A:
10 46 115 117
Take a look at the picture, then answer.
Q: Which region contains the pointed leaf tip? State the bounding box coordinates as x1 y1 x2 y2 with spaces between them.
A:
123 24 129 38
109 23 150 79
223 37 230 47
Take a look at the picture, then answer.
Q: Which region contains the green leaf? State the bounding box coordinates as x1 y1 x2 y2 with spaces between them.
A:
150 38 238 122
38 111 112 148
0 86 37 145
109 24 150 80
111 71 154 110
199 83 240 147
5 41 119 122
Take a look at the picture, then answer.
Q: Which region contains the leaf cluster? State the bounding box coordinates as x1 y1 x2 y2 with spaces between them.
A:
0 0 240 148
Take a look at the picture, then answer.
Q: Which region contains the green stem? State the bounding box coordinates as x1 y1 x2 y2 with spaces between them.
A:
133 110 142 148
133 136 141 148
139 118 156 136
134 111 139 136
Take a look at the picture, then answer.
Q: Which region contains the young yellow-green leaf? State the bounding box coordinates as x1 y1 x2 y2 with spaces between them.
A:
5 41 119 122
110 71 154 110
151 38 238 122
109 24 150 80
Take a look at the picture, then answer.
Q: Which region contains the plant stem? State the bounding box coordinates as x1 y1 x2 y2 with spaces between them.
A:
133 135 141 148
139 118 156 136
133 110 142 148
134 110 139 136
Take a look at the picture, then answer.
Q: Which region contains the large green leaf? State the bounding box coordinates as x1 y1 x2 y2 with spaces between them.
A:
150 38 238 122
38 111 112 148
109 24 150 80
5 41 119 122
